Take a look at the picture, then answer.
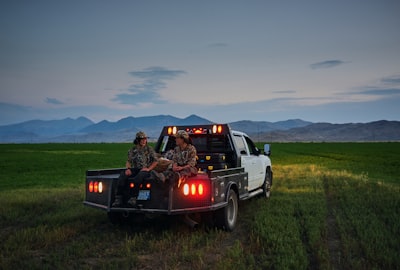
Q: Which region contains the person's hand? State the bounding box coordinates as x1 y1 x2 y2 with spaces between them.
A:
125 168 132 176
141 167 150 172
173 166 183 172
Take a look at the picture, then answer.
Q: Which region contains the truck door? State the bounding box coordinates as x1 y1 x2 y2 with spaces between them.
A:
244 136 265 191
233 135 264 191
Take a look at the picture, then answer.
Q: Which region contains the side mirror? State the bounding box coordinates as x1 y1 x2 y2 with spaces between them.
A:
264 144 271 156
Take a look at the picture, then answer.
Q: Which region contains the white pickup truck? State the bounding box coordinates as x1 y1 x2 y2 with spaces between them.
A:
84 124 272 231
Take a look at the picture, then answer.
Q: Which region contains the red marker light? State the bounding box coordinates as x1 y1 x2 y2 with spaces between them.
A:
89 181 94 192
182 182 207 197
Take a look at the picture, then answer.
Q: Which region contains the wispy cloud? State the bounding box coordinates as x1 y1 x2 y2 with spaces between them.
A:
114 90 167 105
272 90 296 94
45 97 64 105
128 66 186 80
356 88 400 96
343 74 400 97
208 42 228 48
113 66 186 105
380 74 400 85
310 60 347 69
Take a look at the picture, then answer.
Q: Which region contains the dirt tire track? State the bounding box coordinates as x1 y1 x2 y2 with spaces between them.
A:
323 176 343 270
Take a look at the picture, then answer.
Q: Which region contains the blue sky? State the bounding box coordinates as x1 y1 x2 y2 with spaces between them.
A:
1 0 400 125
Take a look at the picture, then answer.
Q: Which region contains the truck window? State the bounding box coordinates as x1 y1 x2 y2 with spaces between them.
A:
233 135 247 155
159 136 176 154
159 136 169 152
244 136 258 155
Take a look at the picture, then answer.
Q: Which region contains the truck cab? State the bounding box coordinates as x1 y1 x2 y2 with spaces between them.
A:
231 130 271 192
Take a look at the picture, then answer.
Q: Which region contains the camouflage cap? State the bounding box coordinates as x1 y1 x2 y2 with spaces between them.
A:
136 131 147 139
175 130 189 141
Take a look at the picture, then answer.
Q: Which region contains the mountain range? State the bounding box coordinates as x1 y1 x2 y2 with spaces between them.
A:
0 114 399 143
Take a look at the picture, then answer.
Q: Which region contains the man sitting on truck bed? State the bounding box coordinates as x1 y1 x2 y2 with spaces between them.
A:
151 130 197 186
112 131 158 207
172 130 197 179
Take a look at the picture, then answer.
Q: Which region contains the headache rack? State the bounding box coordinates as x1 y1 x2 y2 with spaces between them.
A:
155 124 237 172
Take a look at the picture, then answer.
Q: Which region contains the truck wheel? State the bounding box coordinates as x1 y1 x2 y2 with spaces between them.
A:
262 169 272 199
215 189 238 231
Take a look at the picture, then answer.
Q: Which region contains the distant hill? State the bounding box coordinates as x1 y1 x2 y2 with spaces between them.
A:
80 114 213 140
229 119 312 133
0 114 212 143
0 115 399 143
82 114 211 132
257 120 400 142
0 117 94 143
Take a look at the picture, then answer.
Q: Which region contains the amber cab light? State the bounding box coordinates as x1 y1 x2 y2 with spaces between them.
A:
168 126 177 135
212 125 223 134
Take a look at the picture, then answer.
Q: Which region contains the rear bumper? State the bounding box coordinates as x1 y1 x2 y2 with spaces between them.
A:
83 200 227 215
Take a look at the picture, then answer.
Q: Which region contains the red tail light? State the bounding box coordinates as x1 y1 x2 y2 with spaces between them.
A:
198 183 204 195
183 184 189 195
135 183 151 189
182 181 209 198
88 181 103 193
89 181 94 192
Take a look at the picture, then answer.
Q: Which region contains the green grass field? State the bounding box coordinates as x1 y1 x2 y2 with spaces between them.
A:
0 142 399 269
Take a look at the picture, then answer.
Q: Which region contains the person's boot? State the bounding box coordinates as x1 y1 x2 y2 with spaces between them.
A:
127 197 137 207
112 195 123 207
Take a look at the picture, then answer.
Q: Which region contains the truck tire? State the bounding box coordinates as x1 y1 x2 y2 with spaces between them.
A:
215 189 238 231
262 168 272 199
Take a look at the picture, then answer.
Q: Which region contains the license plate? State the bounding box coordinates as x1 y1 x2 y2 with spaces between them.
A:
137 190 150 200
